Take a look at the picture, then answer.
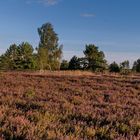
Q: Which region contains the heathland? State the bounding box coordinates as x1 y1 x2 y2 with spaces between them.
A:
0 71 140 139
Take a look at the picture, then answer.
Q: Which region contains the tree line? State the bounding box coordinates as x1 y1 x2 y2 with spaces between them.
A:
0 22 140 73
0 23 62 71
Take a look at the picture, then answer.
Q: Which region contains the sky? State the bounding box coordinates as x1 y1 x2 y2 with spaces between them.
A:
0 0 140 65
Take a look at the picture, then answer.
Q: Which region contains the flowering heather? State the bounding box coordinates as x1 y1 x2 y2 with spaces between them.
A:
0 71 140 139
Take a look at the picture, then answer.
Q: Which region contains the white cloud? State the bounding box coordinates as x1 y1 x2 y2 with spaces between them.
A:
26 0 59 6
38 0 58 6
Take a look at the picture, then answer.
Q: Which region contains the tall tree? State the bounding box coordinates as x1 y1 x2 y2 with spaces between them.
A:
0 42 35 70
17 42 35 69
68 56 81 70
0 54 11 70
133 59 140 72
83 44 107 71
2 44 18 69
37 23 62 70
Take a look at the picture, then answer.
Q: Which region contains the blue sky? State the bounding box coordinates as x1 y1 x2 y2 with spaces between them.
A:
0 0 140 64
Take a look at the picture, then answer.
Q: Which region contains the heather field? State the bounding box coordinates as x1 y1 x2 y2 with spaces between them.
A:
0 71 140 140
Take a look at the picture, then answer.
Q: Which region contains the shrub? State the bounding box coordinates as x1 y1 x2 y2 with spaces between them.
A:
109 62 120 73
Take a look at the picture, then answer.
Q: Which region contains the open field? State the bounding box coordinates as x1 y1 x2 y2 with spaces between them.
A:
0 71 140 140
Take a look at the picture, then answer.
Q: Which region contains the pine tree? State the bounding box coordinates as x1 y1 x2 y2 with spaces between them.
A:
84 44 107 71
